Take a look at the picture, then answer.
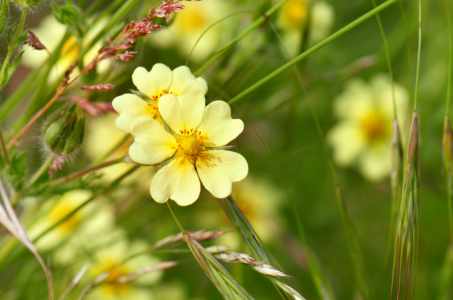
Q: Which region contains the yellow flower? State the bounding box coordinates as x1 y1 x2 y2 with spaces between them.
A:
22 15 110 81
27 190 115 264
127 95 248 206
327 74 409 181
112 63 207 132
277 0 334 56
87 238 162 300
150 0 231 62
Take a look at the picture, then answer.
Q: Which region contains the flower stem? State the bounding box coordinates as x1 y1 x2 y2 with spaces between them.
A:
166 202 185 233
25 154 55 190
50 157 125 187
227 0 399 105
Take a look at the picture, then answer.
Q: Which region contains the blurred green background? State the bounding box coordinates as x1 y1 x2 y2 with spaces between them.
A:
0 0 452 299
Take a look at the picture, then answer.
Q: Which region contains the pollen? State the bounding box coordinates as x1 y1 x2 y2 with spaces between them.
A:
175 131 206 164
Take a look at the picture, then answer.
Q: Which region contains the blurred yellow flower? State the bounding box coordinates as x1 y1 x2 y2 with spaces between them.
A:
87 238 162 300
150 0 231 61
27 190 115 264
128 97 248 206
112 63 207 131
22 15 110 80
327 74 409 181
277 0 334 57
197 176 283 248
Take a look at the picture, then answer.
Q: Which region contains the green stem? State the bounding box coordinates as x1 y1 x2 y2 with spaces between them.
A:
24 155 55 190
0 128 9 165
413 0 422 111
91 135 131 166
227 0 399 105
0 8 27 86
193 0 288 76
166 202 185 233
446 0 452 116
15 9 27 40
371 0 397 118
0 47 13 85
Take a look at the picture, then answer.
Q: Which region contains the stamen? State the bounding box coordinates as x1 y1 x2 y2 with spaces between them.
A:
179 130 184 134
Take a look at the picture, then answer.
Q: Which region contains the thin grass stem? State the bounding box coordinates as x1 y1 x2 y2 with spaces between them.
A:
227 0 399 105
186 11 252 66
166 202 185 233
24 155 55 190
50 157 125 187
193 0 288 76
413 0 422 111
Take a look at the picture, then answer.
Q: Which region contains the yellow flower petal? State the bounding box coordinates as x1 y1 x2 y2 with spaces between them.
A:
112 94 155 133
159 86 205 133
151 158 201 206
170 66 208 95
327 122 366 166
196 101 244 147
129 117 177 165
132 64 172 98
196 150 248 198
359 144 392 181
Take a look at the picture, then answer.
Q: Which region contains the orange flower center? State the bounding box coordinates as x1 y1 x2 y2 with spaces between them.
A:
177 9 207 33
282 0 307 29
174 130 206 164
360 111 389 144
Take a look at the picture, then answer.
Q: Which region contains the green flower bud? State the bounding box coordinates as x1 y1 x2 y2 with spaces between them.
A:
42 105 85 156
0 0 10 36
13 0 44 8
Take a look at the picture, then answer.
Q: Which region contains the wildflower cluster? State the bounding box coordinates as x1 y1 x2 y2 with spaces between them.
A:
113 63 248 206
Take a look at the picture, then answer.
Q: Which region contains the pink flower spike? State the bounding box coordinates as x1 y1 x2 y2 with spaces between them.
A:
154 0 186 21
80 84 115 92
114 51 137 62
94 102 115 113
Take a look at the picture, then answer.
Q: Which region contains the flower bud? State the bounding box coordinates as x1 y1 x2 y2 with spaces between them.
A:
42 105 85 156
12 0 44 8
0 0 10 36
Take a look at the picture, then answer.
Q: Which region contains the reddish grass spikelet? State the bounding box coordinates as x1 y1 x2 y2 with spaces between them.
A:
153 230 228 249
23 31 47 50
114 51 138 62
80 84 115 92
153 0 186 21
69 96 115 116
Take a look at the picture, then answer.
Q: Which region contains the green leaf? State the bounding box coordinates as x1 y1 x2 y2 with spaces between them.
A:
8 152 28 190
7 50 24 76
0 0 10 36
14 31 28 47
